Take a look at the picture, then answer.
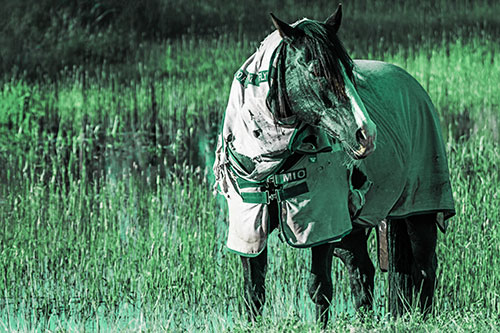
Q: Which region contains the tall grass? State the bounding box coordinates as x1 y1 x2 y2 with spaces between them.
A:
2 0 499 79
1 7 499 332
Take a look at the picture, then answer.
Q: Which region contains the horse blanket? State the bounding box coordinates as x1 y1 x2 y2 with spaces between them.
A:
214 31 455 256
214 30 366 256
351 60 455 227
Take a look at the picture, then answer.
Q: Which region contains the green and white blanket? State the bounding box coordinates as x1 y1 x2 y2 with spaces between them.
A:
214 31 455 257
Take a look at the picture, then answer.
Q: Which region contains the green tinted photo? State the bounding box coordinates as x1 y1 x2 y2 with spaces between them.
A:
0 1 498 331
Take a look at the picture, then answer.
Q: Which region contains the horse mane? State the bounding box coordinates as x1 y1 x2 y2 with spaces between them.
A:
267 19 355 124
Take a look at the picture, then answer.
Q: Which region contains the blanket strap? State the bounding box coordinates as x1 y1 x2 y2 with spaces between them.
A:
277 182 309 201
240 191 270 204
238 174 309 204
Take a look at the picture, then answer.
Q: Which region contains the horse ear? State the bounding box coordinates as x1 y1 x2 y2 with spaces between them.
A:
324 3 342 34
270 13 297 42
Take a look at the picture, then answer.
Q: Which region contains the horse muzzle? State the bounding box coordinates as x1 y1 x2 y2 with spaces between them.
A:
353 126 376 159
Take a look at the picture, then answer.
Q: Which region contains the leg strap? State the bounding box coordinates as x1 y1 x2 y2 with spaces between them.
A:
377 219 389 272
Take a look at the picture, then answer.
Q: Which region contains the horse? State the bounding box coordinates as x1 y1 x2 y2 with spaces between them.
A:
213 4 455 328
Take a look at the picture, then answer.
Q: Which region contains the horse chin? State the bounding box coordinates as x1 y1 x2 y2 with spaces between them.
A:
353 148 368 160
352 143 375 160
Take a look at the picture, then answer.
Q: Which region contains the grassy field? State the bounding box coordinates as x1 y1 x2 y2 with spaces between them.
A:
1 2 499 332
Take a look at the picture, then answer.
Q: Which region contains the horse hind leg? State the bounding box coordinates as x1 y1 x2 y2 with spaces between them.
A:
240 247 268 322
309 243 334 328
332 226 375 315
387 219 413 316
387 214 437 317
406 213 438 316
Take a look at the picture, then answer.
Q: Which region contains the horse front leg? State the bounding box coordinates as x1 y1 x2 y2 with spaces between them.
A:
240 247 268 322
309 242 334 328
332 225 375 315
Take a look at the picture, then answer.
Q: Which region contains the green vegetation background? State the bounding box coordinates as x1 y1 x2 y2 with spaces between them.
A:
0 0 499 331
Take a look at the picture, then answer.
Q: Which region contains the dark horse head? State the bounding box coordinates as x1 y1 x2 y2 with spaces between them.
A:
268 4 376 159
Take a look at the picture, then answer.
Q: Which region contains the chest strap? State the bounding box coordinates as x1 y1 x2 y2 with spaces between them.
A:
237 167 309 204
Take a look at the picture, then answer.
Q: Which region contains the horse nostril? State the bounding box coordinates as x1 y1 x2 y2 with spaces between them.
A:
356 128 367 144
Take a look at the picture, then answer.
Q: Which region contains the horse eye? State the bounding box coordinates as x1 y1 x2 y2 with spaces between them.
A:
308 62 321 77
303 48 313 63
